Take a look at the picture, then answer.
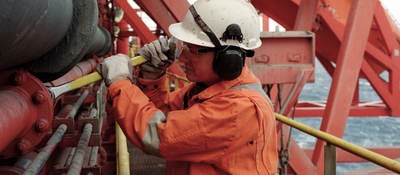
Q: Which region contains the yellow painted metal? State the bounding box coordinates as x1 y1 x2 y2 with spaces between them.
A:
274 113 400 173
166 75 171 93
68 55 146 92
116 123 130 175
50 56 147 99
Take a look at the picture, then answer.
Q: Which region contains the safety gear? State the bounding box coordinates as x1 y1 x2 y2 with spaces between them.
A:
97 54 132 86
170 0 260 80
169 0 262 50
107 66 278 175
138 37 179 79
213 46 245 80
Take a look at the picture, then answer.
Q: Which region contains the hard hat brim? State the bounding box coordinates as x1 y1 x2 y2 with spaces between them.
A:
169 22 216 48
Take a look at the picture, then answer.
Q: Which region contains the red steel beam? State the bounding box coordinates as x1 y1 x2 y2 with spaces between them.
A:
373 5 399 56
252 0 399 174
278 0 318 115
315 3 400 116
294 0 319 30
160 0 188 22
115 0 157 43
312 1 378 174
133 0 188 36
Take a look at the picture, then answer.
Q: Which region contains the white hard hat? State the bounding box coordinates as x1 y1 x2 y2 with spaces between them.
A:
169 0 262 50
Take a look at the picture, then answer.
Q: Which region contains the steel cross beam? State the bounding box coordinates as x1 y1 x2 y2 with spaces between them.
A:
252 0 400 174
133 0 188 36
253 0 400 116
315 4 400 116
312 1 378 173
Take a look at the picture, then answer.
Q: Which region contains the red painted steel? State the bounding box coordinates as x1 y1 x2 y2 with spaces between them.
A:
262 14 269 32
294 0 319 30
46 59 98 87
115 0 157 43
0 89 36 152
0 71 53 158
248 1 400 173
160 0 189 22
133 0 188 36
247 31 315 84
117 20 130 55
0 0 399 174
313 1 378 174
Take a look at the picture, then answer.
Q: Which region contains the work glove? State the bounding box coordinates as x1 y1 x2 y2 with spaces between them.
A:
97 54 133 86
138 36 179 79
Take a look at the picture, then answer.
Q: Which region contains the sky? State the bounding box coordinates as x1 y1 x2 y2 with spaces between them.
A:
380 0 400 26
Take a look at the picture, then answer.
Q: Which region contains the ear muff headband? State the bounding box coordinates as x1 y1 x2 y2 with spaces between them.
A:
189 5 221 48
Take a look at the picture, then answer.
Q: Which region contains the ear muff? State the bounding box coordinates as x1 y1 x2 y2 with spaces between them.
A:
188 5 249 80
213 46 245 80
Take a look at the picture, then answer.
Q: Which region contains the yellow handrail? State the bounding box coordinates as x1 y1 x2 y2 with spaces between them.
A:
275 113 400 173
116 123 130 175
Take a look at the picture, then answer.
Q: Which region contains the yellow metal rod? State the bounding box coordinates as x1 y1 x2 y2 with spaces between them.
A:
69 56 146 91
49 56 147 99
116 123 130 175
274 113 400 173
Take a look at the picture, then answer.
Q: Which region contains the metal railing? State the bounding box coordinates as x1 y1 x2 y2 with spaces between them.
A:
275 113 400 174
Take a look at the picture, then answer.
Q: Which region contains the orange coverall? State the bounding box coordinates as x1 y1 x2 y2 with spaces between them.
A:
107 66 278 174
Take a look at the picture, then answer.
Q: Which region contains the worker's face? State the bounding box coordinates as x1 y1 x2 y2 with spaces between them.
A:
178 42 220 85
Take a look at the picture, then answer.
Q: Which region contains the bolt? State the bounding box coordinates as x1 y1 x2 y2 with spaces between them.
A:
394 49 399 56
32 90 46 104
10 71 26 86
35 119 49 132
18 139 31 152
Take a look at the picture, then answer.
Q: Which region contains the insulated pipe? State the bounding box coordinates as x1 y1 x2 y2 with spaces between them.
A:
86 26 112 57
0 0 112 82
0 0 73 70
28 0 111 81
67 123 93 175
23 124 67 175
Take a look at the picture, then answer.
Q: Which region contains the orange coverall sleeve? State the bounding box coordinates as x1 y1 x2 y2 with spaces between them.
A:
135 75 190 112
107 79 260 163
158 92 258 162
108 79 162 151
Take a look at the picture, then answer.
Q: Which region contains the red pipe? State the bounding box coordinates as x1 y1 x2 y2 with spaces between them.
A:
46 58 98 86
117 20 130 55
0 71 53 158
0 88 37 152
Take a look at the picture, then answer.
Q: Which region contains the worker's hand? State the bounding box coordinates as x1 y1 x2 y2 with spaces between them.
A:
138 36 179 79
97 54 133 86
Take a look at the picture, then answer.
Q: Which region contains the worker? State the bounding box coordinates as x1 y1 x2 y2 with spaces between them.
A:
97 0 278 174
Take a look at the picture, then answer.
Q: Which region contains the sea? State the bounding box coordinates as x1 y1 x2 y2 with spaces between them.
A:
292 60 400 174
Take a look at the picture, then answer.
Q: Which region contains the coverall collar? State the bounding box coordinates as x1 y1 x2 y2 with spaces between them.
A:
193 66 260 100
